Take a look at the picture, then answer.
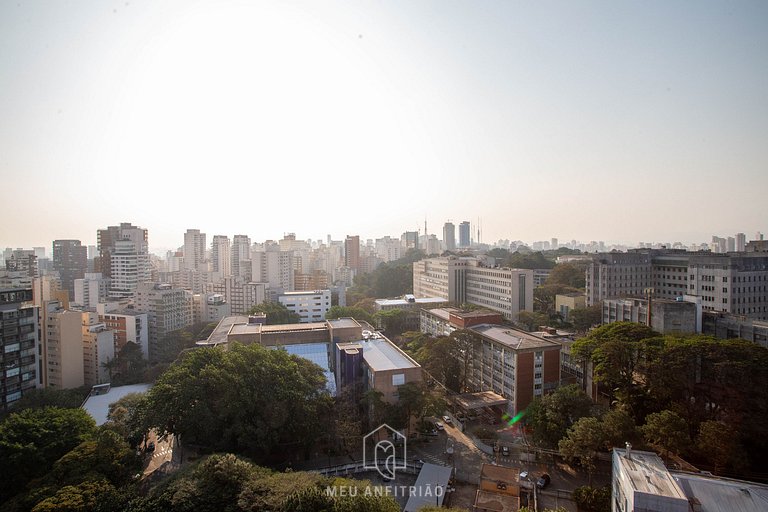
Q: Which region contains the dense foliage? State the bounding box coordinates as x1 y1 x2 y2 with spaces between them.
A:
569 322 768 475
139 343 329 462
247 301 300 325
0 407 97 502
130 453 399 512
346 249 425 304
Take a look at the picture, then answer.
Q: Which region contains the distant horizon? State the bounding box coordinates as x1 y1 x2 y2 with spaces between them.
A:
4 223 764 258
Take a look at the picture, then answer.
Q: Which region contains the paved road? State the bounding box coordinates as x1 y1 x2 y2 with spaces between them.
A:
143 432 175 476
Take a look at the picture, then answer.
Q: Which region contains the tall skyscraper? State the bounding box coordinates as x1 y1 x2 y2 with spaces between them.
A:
459 221 471 248
443 222 456 251
96 223 150 298
736 233 746 252
183 229 207 271
345 235 360 271
211 235 231 277
551 238 559 250
231 235 252 279
402 231 419 250
52 240 87 299
0 288 40 409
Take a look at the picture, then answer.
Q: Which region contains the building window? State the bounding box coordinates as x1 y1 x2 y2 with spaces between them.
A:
392 374 405 386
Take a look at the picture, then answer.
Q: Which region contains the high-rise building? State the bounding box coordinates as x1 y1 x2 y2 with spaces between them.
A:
5 250 38 277
459 221 471 248
251 246 294 294
211 235 231 277
231 235 251 279
81 312 115 387
183 229 207 271
0 288 40 409
736 233 746 252
206 277 267 315
52 240 88 299
110 239 151 298
98 306 149 359
402 231 420 250
135 283 193 361
443 222 456 251
96 223 148 279
344 235 360 271
278 290 332 323
413 256 533 322
586 249 768 320
551 238 559 250
74 273 110 309
375 236 402 263
43 301 84 389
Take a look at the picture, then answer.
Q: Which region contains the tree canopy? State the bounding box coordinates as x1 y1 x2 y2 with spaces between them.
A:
140 343 329 461
0 407 97 501
527 384 595 448
248 301 300 325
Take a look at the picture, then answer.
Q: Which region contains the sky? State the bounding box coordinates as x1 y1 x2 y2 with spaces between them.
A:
1 1 767 252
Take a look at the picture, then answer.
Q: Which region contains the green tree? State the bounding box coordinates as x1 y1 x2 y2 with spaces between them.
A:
412 336 462 392
326 305 373 325
696 421 739 475
546 263 586 288
0 407 96 501
572 486 611 512
558 417 604 485
516 311 550 331
375 308 408 336
113 341 148 385
572 322 658 413
3 387 90 414
31 479 119 512
141 343 328 460
569 304 602 333
534 284 580 315
248 301 301 325
449 329 482 392
641 410 690 458
601 408 636 449
396 382 426 436
527 384 594 447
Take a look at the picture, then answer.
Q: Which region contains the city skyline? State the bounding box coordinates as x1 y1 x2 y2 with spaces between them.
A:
2 1 767 248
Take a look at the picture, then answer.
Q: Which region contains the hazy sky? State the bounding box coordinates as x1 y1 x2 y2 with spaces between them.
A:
2 1 767 251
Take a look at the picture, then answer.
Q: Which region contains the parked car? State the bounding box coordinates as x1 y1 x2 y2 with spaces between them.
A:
519 470 529 480
146 441 155 453
501 445 510 457
536 473 551 489
435 421 445 431
442 415 453 425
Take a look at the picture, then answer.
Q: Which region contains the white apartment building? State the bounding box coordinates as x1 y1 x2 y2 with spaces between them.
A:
211 235 231 278
193 293 232 324
413 256 534 322
278 290 331 323
81 312 115 387
375 236 403 263
74 273 111 309
206 277 267 315
135 283 193 361
251 248 294 294
109 239 151 299
231 235 251 280
183 229 207 271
